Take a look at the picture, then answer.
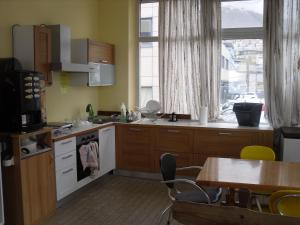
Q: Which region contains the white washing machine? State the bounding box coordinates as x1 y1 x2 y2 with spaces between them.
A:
281 127 300 163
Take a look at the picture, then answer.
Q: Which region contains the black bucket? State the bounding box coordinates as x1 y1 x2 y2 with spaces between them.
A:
233 103 263 127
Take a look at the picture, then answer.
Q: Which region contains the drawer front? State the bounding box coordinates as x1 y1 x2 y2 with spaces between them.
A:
155 128 194 153
54 137 76 157
194 129 255 157
56 164 77 201
120 126 153 145
55 150 76 171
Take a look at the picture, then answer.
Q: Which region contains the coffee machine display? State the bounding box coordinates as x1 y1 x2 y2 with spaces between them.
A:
0 58 45 132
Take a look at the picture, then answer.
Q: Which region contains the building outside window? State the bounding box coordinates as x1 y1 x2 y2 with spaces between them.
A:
139 1 159 107
220 0 266 123
138 0 266 123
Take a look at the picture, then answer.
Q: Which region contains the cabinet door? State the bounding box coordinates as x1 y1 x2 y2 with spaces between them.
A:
99 126 116 176
117 126 153 172
56 165 77 201
34 26 52 86
154 127 194 153
54 137 76 157
55 150 76 171
194 129 255 158
88 40 114 64
20 151 56 225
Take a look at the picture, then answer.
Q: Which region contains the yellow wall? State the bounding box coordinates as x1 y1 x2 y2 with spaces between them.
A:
0 0 137 121
97 0 137 111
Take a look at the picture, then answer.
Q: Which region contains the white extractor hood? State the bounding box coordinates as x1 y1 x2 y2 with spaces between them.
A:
48 25 97 73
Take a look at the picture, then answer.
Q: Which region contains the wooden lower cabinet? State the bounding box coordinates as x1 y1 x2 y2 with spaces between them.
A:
116 124 274 173
20 151 56 225
117 125 154 172
193 129 273 166
2 129 56 225
154 127 194 153
194 129 256 158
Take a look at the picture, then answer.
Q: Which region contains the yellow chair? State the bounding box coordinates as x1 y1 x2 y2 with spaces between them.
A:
269 190 300 218
240 145 276 212
240 145 275 161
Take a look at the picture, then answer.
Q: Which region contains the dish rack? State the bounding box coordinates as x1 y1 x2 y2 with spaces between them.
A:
137 100 162 122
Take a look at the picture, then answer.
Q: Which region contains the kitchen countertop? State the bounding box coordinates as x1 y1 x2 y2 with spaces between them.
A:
50 122 115 141
130 119 273 131
51 119 273 141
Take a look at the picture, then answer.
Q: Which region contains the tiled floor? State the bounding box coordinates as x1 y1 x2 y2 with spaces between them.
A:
42 175 181 225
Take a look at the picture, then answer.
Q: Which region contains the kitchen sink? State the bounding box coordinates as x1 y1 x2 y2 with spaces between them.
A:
92 115 119 124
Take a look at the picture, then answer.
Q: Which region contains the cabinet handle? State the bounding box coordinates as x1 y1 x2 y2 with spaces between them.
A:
219 132 232 135
61 154 73 160
61 140 72 145
62 168 73 174
167 129 180 133
102 128 111 132
129 128 142 132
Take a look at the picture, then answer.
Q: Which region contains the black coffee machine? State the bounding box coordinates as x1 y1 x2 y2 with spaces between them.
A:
0 58 45 132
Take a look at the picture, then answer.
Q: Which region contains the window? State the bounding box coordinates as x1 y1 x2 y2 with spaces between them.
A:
139 1 159 107
220 0 266 123
138 0 266 123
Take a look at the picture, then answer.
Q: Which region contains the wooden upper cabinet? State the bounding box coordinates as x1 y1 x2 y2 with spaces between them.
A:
88 39 114 64
34 25 52 86
12 25 52 86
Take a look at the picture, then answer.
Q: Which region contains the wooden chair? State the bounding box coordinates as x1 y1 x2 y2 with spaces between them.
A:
269 190 300 218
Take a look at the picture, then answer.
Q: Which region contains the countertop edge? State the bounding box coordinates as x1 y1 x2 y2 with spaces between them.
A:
51 120 273 142
51 123 115 142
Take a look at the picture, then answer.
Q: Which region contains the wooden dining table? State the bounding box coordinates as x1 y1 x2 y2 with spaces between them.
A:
196 157 300 205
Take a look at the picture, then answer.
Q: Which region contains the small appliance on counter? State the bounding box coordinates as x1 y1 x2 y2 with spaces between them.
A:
169 112 178 122
233 103 263 127
0 58 45 132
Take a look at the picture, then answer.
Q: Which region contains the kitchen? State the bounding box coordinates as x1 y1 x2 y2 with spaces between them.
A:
0 0 300 225
0 1 136 225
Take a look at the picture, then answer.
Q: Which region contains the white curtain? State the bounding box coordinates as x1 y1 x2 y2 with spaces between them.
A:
159 0 221 120
264 0 300 128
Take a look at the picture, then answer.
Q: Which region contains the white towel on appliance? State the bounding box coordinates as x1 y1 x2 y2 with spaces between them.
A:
79 141 99 177
89 141 99 177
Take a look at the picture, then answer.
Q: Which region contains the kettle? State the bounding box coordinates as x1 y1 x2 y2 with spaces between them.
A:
169 112 178 122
